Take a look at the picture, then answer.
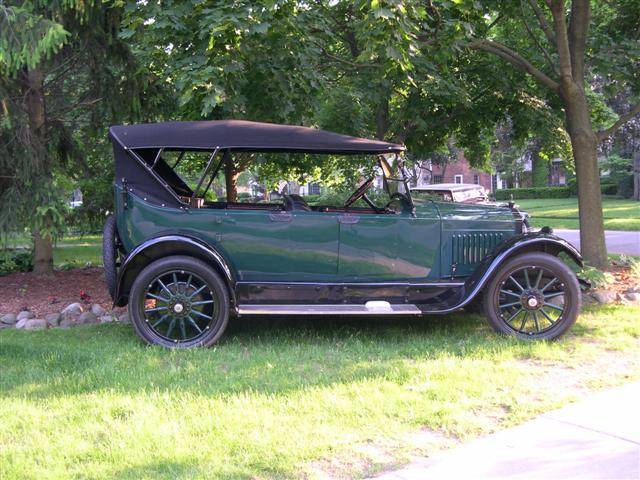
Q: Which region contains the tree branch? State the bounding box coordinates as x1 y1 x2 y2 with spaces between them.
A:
467 39 560 92
521 0 558 76
568 0 590 81
548 0 573 83
526 0 556 46
597 101 640 141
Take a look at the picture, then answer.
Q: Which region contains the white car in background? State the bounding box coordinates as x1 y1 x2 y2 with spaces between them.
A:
411 183 490 204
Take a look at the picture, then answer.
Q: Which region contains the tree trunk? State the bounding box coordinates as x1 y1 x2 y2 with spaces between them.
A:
26 68 54 274
563 86 608 267
224 158 239 203
633 150 640 201
33 229 53 275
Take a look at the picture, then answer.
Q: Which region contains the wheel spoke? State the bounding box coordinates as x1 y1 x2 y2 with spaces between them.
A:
500 289 521 298
146 292 170 303
191 299 214 306
505 307 523 324
523 269 531 289
540 277 558 293
532 312 540 332
172 273 179 293
189 284 207 299
509 275 525 292
185 315 203 334
539 307 556 325
499 300 522 309
534 268 543 289
166 317 177 338
519 312 529 331
544 291 565 300
152 313 169 328
157 278 173 296
544 302 564 311
145 306 168 313
179 319 187 340
185 274 193 293
191 309 212 320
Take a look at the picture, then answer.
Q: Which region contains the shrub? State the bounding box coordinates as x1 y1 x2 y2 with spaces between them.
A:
0 249 33 276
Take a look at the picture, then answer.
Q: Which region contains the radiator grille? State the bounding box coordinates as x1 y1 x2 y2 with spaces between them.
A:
452 232 504 265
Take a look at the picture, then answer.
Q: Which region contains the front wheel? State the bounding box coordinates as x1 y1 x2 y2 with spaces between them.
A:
482 252 580 340
129 256 229 348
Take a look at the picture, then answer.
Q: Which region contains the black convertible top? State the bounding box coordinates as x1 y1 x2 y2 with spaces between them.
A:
109 120 405 154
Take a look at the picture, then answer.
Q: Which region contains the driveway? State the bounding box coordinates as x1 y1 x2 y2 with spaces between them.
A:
370 382 640 480
554 229 640 256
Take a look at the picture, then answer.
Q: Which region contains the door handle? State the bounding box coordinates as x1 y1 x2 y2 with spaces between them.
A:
338 213 359 224
269 212 292 222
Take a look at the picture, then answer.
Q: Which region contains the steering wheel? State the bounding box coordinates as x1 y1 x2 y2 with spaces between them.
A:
344 177 375 208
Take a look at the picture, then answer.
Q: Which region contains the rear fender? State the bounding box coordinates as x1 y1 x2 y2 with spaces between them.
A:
114 235 236 307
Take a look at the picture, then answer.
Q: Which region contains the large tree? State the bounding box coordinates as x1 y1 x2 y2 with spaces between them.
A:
457 0 639 267
0 0 163 273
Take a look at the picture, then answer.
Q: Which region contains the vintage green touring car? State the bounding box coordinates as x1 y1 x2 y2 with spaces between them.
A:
104 120 582 348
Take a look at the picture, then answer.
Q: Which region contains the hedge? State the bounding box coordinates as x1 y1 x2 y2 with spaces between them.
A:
494 187 571 200
495 183 619 200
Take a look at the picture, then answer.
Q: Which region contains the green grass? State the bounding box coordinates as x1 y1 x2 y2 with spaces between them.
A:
2 305 639 479
53 235 103 267
517 197 640 231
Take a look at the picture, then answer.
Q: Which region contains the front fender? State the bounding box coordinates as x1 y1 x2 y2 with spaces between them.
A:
113 235 236 307
451 232 582 311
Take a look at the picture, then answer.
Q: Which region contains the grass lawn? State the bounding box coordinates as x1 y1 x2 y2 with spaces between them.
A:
517 197 640 231
53 234 103 266
1 305 639 479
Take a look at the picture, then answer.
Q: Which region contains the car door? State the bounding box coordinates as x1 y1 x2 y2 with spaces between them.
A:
287 210 340 281
337 202 440 281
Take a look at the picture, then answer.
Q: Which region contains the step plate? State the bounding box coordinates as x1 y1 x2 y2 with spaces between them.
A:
237 304 422 315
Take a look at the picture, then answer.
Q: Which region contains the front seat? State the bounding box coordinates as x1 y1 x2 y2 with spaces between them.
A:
283 194 311 211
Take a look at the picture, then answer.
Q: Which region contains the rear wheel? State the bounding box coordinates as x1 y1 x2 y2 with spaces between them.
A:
482 252 580 340
129 256 229 348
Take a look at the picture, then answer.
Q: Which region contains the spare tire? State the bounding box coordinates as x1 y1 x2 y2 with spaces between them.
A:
103 215 118 299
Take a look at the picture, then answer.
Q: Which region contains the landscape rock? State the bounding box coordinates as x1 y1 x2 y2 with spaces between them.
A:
624 292 640 303
0 323 12 329
59 317 77 328
100 314 115 323
24 319 47 330
118 312 130 324
91 304 107 316
45 313 61 327
78 311 99 325
590 290 617 304
15 318 28 329
61 303 83 321
16 310 35 321
1 313 17 325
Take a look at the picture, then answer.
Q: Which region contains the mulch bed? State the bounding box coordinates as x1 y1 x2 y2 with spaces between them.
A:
0 267 124 317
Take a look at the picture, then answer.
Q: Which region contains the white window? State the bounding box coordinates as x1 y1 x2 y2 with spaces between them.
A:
454 174 463 184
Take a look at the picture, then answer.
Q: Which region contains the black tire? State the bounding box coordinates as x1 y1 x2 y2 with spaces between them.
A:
102 215 118 298
482 252 580 340
128 255 229 348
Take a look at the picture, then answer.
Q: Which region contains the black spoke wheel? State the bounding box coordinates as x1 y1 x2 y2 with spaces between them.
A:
129 256 229 348
482 252 580 340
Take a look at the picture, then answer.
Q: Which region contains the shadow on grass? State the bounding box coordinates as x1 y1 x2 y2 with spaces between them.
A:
0 311 580 400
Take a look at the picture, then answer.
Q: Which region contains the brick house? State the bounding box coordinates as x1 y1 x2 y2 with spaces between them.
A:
418 150 494 192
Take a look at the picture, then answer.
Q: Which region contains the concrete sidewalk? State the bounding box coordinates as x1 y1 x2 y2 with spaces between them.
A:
554 230 640 256
371 382 640 480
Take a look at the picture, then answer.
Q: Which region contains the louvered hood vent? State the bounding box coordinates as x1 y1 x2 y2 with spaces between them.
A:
452 232 504 265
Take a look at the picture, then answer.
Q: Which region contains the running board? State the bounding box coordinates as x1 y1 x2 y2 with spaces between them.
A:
237 301 422 316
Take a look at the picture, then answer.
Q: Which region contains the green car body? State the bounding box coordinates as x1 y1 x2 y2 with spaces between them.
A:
105 120 583 347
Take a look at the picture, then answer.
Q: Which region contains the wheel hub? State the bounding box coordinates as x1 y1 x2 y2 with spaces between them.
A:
521 290 544 311
168 295 191 317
